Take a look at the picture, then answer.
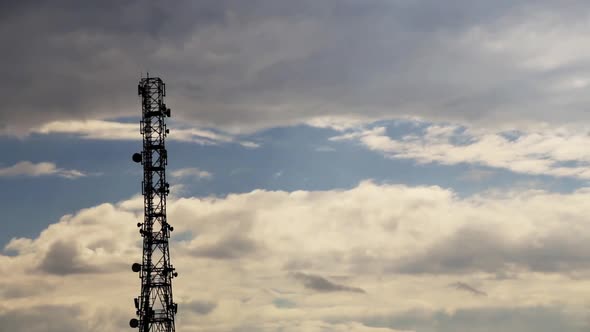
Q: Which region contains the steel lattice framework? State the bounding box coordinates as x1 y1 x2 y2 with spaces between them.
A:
130 75 178 332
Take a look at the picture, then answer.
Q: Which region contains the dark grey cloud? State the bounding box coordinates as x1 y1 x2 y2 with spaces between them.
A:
292 272 365 293
0 305 82 332
0 305 131 332
37 241 98 275
393 226 590 275
191 235 260 259
450 281 487 297
4 1 590 134
184 300 217 315
361 306 588 332
0 281 54 299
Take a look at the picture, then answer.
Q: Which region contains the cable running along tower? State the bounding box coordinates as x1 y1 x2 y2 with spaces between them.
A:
130 75 178 332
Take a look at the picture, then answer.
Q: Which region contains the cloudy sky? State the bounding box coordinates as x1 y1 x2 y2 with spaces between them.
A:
4 1 590 331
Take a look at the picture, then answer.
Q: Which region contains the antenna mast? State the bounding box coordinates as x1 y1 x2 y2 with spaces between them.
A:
130 76 178 331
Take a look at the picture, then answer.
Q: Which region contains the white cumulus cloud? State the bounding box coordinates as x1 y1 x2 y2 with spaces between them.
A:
2 182 590 331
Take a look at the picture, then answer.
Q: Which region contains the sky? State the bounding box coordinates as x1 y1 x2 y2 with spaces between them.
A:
3 1 590 331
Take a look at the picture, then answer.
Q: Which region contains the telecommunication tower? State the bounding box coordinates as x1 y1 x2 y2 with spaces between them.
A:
130 75 178 332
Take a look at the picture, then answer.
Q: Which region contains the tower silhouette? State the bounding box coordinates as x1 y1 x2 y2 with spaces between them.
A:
130 75 178 332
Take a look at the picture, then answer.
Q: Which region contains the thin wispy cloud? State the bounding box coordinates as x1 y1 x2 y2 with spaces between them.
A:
0 161 86 179
332 122 590 180
25 120 259 148
449 282 487 297
292 272 365 293
314 145 336 152
171 168 213 180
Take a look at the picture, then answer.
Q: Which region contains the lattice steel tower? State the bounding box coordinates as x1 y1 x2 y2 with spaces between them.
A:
130 75 178 332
